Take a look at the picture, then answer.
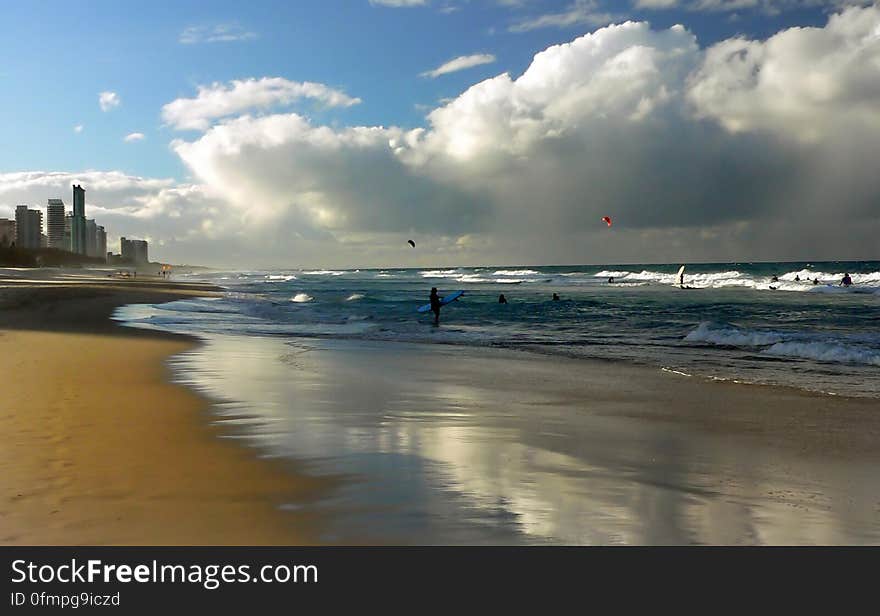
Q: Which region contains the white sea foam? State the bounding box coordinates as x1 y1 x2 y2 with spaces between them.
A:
421 269 460 277
597 269 748 287
684 322 784 346
290 293 313 303
301 270 345 276
346 293 365 301
492 269 540 276
763 342 880 366
266 274 297 281
592 268 880 292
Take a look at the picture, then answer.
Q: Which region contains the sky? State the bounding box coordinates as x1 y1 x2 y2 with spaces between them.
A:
1 0 878 268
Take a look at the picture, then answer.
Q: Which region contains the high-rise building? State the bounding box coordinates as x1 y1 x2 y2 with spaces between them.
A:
64 214 72 251
71 184 87 254
120 237 149 265
15 205 42 249
86 219 98 257
0 219 15 247
96 225 107 261
73 184 85 218
46 198 66 249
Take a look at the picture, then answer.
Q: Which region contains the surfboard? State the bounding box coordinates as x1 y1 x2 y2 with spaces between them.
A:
676 265 685 287
417 290 464 313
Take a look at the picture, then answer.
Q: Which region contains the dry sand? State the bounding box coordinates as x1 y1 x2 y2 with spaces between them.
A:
0 275 329 545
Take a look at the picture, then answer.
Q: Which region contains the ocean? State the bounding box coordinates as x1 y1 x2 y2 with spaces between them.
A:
113 260 880 544
118 261 880 398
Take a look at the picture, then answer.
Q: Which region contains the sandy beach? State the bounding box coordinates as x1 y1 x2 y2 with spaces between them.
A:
2 269 880 545
0 271 330 545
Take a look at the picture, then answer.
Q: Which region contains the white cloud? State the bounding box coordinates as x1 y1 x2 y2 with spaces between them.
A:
73 125 84 133
421 54 497 78
161 77 361 131
688 4 880 140
179 24 257 44
98 91 120 112
413 21 698 161
509 0 618 32
634 0 680 8
124 132 145 143
171 113 483 235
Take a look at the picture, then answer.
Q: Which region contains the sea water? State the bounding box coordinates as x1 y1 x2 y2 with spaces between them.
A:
117 261 880 398
113 260 880 544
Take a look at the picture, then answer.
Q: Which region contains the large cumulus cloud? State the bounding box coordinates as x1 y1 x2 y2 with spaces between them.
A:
165 7 880 265
5 5 880 267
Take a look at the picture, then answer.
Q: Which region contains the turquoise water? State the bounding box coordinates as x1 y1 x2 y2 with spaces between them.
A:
119 261 880 398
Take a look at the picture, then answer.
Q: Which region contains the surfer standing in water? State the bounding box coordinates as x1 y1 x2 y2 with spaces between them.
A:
430 287 441 325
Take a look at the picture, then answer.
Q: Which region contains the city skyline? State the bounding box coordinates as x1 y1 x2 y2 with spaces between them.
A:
2 183 137 264
1 1 879 268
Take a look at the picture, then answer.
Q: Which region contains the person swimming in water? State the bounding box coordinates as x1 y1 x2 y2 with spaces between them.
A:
840 273 853 287
608 277 615 284
795 274 800 282
552 293 560 301
498 293 508 304
813 277 819 285
771 275 779 283
429 287 441 325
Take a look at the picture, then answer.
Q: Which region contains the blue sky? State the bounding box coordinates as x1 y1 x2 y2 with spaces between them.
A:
1 1 877 267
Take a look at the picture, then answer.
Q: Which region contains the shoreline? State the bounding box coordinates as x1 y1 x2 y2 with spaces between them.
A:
3 272 880 544
0 276 332 545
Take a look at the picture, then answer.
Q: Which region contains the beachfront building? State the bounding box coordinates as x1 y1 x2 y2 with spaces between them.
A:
14 205 43 249
86 219 97 257
96 225 107 261
71 184 87 255
0 219 15 247
63 214 72 251
46 198 66 249
120 237 148 265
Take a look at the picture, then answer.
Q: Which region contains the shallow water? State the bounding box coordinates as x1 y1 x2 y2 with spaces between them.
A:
161 336 880 545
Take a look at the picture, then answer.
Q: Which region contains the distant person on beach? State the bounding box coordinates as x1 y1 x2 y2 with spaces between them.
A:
430 287 441 325
498 294 508 304
552 293 560 301
840 273 853 287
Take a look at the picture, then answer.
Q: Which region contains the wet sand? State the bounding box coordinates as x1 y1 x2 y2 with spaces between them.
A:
0 273 329 545
173 335 880 544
